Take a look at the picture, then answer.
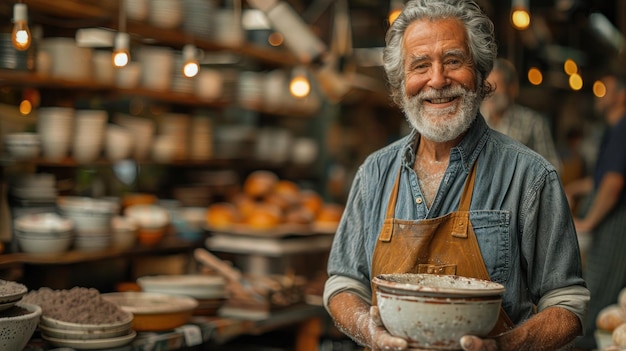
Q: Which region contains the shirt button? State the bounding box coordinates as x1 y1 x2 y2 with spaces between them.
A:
416 197 423 204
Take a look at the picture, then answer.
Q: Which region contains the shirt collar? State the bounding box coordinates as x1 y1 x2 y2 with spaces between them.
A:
401 113 490 174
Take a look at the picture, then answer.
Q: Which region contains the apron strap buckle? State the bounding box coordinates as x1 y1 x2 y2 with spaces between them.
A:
379 219 394 242
451 213 469 238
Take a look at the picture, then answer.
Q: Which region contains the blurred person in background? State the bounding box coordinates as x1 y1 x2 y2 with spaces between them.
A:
323 0 589 350
566 73 626 350
481 58 562 172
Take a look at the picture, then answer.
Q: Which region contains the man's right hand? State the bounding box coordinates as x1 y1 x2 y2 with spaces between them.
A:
368 305 410 351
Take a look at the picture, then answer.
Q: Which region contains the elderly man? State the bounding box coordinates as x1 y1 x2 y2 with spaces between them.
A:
323 0 589 350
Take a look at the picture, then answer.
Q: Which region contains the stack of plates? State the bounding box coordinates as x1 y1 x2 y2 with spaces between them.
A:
237 71 264 109
9 173 57 204
171 53 195 95
137 274 227 315
149 0 183 30
182 0 215 40
0 33 34 71
57 196 120 251
0 280 28 311
39 313 135 350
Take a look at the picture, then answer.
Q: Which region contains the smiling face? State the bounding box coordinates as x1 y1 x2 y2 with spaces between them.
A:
400 18 480 142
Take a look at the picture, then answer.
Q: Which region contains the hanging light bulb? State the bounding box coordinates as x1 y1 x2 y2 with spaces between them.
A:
511 0 531 30
182 44 199 78
112 32 130 67
11 3 31 51
388 0 404 26
289 66 310 98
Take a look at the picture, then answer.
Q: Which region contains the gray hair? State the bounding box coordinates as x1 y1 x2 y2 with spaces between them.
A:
383 0 497 106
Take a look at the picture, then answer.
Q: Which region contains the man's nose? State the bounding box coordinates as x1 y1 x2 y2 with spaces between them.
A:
429 65 450 89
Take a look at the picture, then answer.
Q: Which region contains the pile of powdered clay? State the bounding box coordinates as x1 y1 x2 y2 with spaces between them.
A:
22 287 129 324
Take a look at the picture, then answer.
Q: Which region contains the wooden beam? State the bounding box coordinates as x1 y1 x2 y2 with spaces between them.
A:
23 0 115 20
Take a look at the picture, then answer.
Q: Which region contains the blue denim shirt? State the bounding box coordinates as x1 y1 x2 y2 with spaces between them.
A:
325 115 588 324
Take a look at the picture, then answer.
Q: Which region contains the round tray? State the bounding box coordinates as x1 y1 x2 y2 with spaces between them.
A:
39 321 132 340
40 311 133 332
42 330 136 350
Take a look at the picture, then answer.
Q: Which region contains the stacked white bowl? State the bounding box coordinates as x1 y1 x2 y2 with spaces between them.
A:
188 115 213 161
182 0 214 40
9 173 57 204
92 50 115 85
156 113 189 161
149 0 183 29
111 216 138 250
105 124 134 162
137 46 174 92
57 196 120 252
113 114 155 161
3 132 41 161
237 71 264 110
37 107 75 162
72 110 108 164
115 62 142 89
38 38 92 81
170 53 195 95
126 0 149 21
195 69 223 101
13 213 74 255
212 9 244 46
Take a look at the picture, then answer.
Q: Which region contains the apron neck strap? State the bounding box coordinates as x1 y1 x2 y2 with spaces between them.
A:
458 161 478 212
384 161 478 220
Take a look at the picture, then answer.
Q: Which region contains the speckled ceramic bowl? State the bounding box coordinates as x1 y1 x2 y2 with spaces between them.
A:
373 273 504 350
0 302 42 350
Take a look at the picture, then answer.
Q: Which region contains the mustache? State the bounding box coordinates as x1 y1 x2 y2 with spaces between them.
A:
414 85 469 102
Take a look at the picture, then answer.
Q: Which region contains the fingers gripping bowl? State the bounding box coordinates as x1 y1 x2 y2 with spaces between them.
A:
372 273 505 350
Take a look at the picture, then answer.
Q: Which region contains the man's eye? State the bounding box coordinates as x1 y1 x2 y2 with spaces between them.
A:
412 63 429 72
445 59 463 68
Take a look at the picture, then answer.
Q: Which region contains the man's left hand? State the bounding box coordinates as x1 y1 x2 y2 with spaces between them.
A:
460 335 498 351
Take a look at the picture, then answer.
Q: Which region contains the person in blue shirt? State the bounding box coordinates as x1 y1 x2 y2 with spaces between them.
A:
322 0 590 350
566 73 626 350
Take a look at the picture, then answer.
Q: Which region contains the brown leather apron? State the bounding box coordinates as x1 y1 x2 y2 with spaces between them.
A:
371 163 514 338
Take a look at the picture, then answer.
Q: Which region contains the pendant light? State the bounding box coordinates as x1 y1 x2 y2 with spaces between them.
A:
11 2 31 51
112 0 130 67
182 44 199 78
289 66 310 98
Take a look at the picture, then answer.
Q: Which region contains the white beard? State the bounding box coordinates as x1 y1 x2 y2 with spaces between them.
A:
402 85 479 142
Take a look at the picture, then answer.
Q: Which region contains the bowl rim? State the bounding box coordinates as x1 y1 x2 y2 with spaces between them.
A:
101 292 198 314
14 213 74 233
373 273 505 297
40 310 133 331
2 302 43 320
137 274 225 287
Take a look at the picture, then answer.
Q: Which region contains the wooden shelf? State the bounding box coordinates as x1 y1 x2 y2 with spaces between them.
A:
0 235 200 268
16 0 300 67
